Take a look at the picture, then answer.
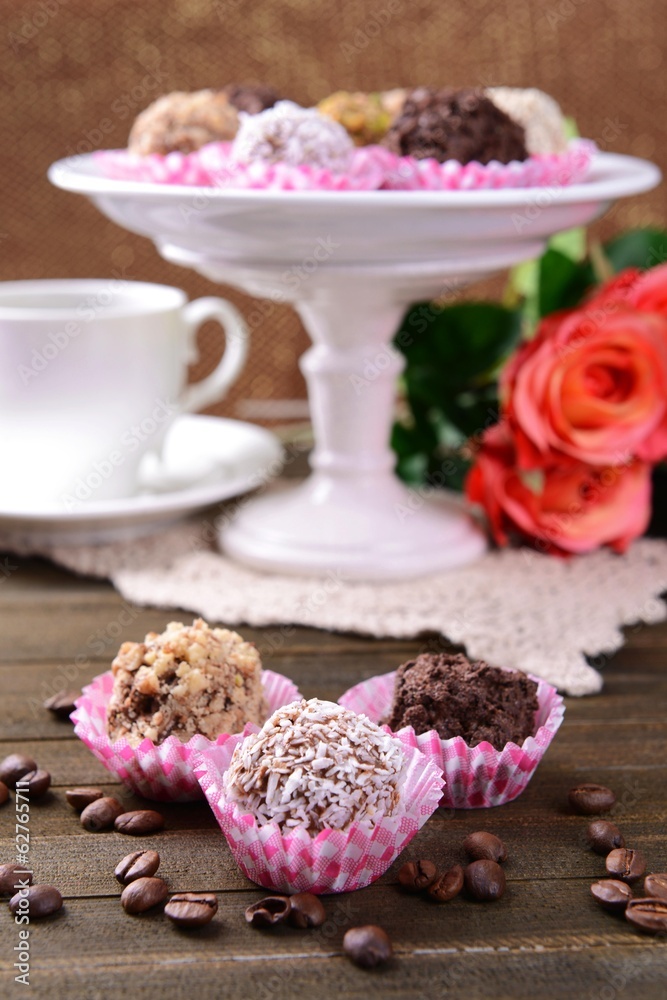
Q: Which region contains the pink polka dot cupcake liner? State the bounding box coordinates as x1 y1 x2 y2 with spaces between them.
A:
194 725 444 894
377 139 596 190
94 139 595 192
338 669 565 810
71 669 301 802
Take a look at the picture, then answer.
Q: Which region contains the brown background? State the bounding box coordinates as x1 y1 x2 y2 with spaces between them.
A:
1 0 665 421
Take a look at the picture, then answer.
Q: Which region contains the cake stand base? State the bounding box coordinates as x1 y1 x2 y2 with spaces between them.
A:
224 472 486 580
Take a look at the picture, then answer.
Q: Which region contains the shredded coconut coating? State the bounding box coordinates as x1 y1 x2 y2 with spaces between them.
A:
224 698 406 834
106 618 266 745
231 101 354 171
128 90 240 155
486 87 568 155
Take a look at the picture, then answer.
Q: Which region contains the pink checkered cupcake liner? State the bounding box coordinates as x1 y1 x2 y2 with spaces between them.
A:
376 139 596 190
94 139 595 192
338 669 565 809
71 669 301 802
194 725 444 894
95 144 386 191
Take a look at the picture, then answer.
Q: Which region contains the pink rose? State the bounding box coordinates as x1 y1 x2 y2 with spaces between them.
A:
502 306 667 466
466 423 651 556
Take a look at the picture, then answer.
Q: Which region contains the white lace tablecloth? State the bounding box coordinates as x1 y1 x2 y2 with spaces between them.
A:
7 515 666 697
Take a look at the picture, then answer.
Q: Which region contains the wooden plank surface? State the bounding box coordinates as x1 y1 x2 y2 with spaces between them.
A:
0 558 665 999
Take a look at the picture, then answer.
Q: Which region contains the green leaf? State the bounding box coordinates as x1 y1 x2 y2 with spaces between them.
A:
602 228 667 273
537 248 593 317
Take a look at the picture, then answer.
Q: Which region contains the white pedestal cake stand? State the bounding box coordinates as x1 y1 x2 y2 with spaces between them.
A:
49 152 660 580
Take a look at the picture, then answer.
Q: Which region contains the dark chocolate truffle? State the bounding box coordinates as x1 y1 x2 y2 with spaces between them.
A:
386 652 538 750
223 83 281 115
382 87 528 165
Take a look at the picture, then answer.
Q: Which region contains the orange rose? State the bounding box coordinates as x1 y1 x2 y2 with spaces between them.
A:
502 306 667 466
466 423 652 555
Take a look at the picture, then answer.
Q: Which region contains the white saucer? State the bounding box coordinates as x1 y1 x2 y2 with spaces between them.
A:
0 415 283 547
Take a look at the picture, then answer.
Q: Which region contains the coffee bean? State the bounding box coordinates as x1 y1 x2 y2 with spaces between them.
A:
343 925 393 968
0 781 8 806
0 754 38 789
115 850 161 885
397 859 437 892
568 784 616 815
0 863 33 895
625 897 667 934
464 860 506 901
587 820 625 855
605 848 647 884
644 873 667 901
44 690 79 720
165 892 218 927
120 876 168 914
65 787 104 812
288 892 326 928
463 832 507 864
590 879 633 913
80 796 125 832
21 768 51 798
245 895 291 927
428 864 464 902
114 810 164 836
9 884 62 919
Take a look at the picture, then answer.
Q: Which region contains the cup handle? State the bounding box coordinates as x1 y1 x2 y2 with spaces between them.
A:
178 296 249 413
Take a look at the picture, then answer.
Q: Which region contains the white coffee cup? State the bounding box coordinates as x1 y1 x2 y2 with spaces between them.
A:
0 278 248 511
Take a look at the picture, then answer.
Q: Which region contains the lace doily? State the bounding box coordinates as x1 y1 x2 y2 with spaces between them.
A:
9 518 666 696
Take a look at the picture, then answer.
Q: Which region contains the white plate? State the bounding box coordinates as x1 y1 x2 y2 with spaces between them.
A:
0 415 282 547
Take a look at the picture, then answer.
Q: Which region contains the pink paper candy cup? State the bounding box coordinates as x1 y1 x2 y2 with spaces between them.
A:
71 669 301 802
338 670 565 810
194 727 444 894
378 139 596 191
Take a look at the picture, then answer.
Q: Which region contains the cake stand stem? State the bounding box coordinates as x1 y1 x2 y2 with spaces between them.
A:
223 269 486 580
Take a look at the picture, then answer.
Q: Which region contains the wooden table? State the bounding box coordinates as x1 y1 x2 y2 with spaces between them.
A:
0 557 666 999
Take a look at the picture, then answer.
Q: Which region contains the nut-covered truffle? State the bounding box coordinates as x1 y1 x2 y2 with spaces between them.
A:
486 87 568 155
386 652 539 750
231 101 354 171
106 618 266 745
128 89 240 156
318 90 398 146
223 698 407 833
382 87 528 165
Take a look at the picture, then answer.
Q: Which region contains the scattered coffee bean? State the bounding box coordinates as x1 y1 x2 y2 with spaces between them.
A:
120 876 168 914
343 925 393 969
165 892 218 927
9 884 62 918
0 781 8 806
0 863 33 895
288 892 326 928
80 796 125 832
625 897 667 935
44 690 79 720
0 753 38 789
65 787 104 812
644 873 667 902
20 768 51 798
568 784 616 815
428 864 464 903
114 810 164 836
397 859 437 892
115 850 161 885
464 860 506 901
605 848 647 884
590 879 633 913
463 832 507 864
587 820 625 855
245 895 291 927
